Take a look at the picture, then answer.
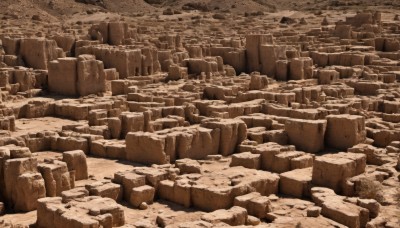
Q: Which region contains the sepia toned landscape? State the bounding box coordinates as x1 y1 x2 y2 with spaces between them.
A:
0 0 399 227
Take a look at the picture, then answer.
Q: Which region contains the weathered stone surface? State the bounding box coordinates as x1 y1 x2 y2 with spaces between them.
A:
312 153 366 194
61 150 88 181
37 196 125 228
201 206 248 226
325 115 366 150
1 5 400 228
285 119 327 153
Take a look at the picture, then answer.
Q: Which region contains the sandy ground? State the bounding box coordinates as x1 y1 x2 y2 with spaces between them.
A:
12 117 84 137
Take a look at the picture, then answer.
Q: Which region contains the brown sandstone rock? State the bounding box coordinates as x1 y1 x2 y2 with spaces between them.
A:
62 150 88 181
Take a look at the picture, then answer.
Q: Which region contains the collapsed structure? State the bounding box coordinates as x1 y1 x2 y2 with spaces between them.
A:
0 4 399 228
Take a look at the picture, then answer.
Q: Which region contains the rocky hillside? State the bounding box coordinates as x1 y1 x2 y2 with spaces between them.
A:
0 0 398 22
145 0 399 11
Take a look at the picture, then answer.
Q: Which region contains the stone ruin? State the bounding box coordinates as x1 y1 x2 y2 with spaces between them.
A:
0 4 399 228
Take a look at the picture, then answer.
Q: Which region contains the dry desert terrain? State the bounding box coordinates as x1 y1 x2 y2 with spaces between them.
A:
0 0 399 227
